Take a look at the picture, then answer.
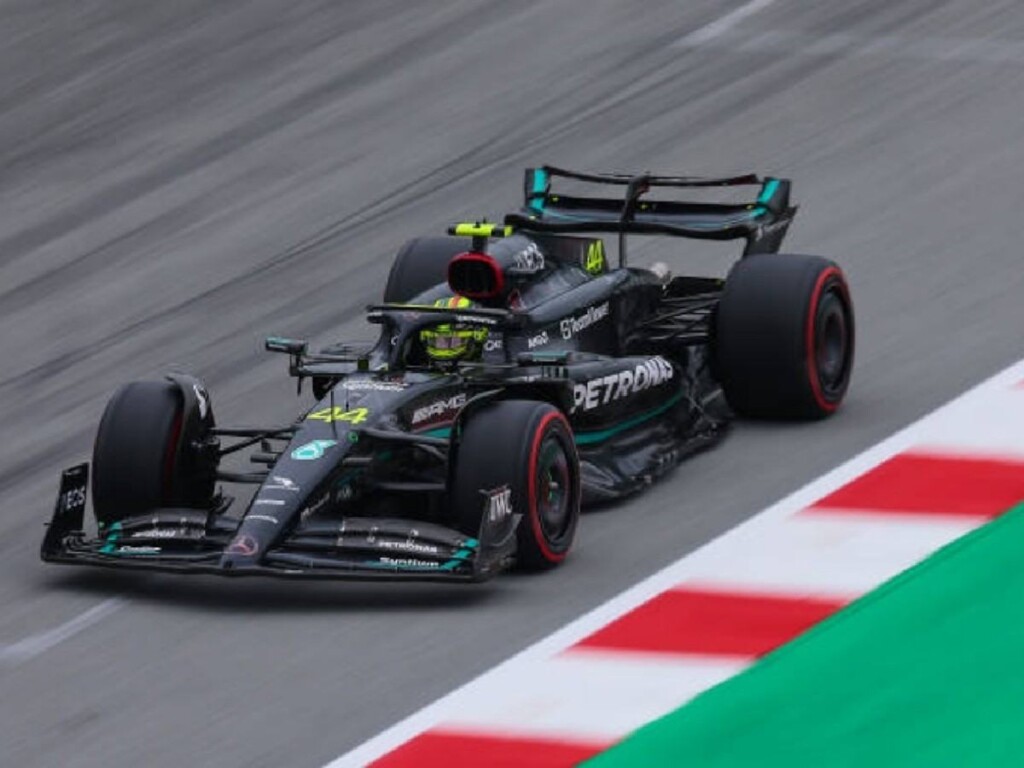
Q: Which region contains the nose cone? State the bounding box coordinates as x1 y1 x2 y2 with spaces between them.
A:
218 432 354 570
213 375 444 570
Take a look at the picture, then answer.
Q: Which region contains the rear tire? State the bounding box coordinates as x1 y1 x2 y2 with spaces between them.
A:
714 254 854 419
92 380 215 525
451 400 580 571
383 236 465 304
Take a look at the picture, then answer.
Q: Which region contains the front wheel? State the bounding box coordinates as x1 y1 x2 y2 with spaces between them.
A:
92 379 217 525
451 400 580 571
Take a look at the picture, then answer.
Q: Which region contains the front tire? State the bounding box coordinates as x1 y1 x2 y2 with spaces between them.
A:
714 254 854 419
451 400 581 571
92 380 216 525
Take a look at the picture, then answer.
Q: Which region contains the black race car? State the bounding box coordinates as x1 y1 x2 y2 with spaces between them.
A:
42 166 854 582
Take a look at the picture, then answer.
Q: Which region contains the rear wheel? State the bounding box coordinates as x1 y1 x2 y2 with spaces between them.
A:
714 254 854 419
92 379 216 525
451 400 580 571
383 236 465 304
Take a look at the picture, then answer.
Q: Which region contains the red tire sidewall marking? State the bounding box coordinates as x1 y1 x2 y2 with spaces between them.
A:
162 409 184 503
805 266 849 414
527 411 573 564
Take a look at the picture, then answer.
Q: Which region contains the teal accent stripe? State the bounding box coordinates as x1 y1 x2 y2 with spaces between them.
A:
418 394 684 447
529 168 548 213
757 178 780 205
99 522 122 554
751 178 781 218
441 547 476 571
574 391 685 446
532 168 547 194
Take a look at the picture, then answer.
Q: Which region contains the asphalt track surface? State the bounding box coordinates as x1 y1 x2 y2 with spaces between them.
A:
1 1 1023 765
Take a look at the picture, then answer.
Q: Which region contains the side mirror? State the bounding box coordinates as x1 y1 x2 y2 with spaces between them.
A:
265 337 308 355
265 337 309 395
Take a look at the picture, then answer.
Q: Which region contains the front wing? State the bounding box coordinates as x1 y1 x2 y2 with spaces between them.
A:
41 465 516 583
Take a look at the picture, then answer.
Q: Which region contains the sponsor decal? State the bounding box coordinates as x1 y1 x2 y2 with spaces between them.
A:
584 240 606 274
254 498 285 506
263 476 299 493
61 486 87 511
57 467 88 520
131 528 182 539
307 406 370 425
117 545 161 554
455 314 498 326
377 538 440 556
300 494 330 521
291 439 338 461
412 393 467 426
379 556 440 569
484 338 504 353
340 379 406 392
485 485 513 524
509 242 545 274
246 513 280 525
227 534 259 556
573 356 675 412
560 302 610 340
193 383 210 419
527 331 549 350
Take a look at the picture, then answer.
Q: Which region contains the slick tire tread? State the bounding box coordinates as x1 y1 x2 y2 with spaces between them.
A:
92 380 200 525
714 253 854 420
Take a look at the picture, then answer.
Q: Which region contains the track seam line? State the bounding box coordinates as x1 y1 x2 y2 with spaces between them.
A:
0 597 125 667
678 0 777 46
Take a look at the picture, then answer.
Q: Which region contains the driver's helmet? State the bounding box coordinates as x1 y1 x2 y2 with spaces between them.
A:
420 296 488 362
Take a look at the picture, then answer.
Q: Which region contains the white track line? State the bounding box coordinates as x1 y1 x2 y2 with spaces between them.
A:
0 597 125 667
679 0 777 46
677 511 977 598
433 651 748 742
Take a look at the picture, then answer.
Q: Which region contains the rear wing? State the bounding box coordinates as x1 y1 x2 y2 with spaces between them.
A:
505 165 797 265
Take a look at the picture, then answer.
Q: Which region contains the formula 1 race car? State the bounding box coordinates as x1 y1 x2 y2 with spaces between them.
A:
42 166 854 582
